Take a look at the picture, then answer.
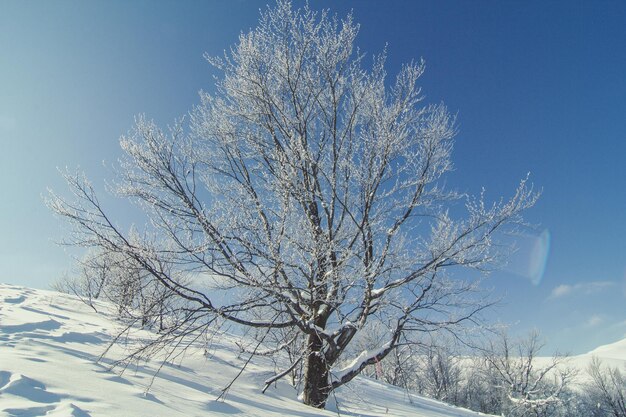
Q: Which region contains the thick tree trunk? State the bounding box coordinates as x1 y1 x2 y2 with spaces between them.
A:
302 333 331 408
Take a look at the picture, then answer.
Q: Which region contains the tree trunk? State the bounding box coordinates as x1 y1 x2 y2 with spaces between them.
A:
302 332 331 408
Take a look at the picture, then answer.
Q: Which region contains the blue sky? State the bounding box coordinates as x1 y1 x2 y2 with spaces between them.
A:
1 0 625 354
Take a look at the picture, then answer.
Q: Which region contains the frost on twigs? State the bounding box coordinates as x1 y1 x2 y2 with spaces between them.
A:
48 0 538 409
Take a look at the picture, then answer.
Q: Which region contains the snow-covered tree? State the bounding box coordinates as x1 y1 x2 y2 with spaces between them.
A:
585 357 626 417
54 248 179 331
49 0 538 408
415 343 464 404
482 331 575 417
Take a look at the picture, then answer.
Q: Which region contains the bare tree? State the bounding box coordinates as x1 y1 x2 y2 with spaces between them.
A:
586 357 626 417
52 249 111 312
482 331 575 417
461 355 506 414
415 343 464 405
55 248 179 332
48 0 538 408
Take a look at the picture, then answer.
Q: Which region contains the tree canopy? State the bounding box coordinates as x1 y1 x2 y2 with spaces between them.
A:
49 0 538 408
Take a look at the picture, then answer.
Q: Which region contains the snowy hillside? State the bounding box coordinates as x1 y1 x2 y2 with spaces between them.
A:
567 333 626 371
0 284 491 417
585 336 626 362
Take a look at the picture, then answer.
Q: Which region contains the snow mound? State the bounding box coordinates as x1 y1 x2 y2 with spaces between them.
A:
561 335 626 376
587 336 626 361
0 284 490 416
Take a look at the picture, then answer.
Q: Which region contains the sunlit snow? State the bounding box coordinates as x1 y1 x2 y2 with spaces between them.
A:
1 284 497 417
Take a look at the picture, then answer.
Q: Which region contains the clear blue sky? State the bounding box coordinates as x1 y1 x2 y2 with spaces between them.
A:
1 0 624 354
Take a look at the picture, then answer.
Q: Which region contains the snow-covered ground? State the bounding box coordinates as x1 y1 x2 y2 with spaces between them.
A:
0 284 494 417
572 334 626 369
554 333 626 385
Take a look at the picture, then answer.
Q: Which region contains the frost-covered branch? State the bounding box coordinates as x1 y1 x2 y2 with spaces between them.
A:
49 0 538 409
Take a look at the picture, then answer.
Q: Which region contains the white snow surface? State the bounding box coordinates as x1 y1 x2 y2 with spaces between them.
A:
567 333 626 372
586 336 626 361
0 284 492 417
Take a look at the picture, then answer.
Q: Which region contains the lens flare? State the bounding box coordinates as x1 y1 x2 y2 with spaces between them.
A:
503 229 551 285
528 229 551 285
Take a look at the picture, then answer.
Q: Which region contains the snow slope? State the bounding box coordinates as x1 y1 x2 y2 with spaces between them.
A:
567 333 626 372
0 284 491 417
586 336 626 362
